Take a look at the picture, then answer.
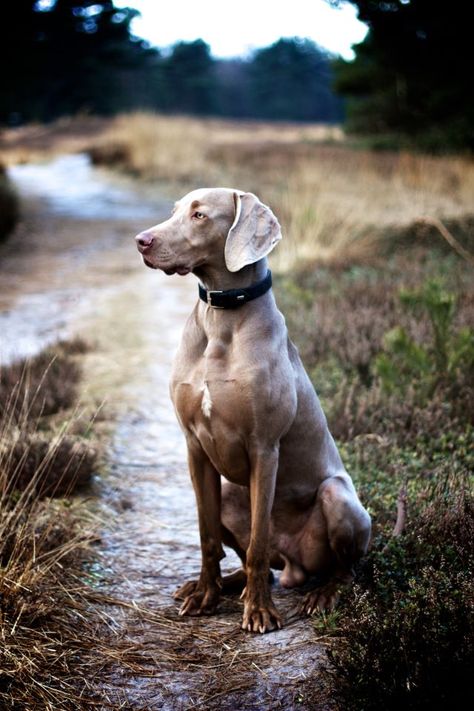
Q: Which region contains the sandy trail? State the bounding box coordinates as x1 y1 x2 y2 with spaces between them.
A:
1 155 331 710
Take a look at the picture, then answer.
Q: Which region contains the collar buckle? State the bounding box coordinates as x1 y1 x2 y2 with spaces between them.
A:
207 290 225 308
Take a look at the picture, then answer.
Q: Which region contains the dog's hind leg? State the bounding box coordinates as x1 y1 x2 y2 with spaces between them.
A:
300 474 371 615
219 482 276 596
219 523 247 593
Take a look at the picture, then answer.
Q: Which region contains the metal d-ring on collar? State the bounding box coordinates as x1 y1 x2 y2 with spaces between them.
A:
198 270 272 309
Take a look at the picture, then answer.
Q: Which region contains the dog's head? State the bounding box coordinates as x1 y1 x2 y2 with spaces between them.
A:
135 188 281 275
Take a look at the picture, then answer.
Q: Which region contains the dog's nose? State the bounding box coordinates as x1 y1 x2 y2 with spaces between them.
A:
135 232 154 249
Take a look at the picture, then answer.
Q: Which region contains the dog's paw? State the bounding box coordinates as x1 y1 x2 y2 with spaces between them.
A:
300 583 340 616
173 579 198 601
177 585 220 617
241 594 282 634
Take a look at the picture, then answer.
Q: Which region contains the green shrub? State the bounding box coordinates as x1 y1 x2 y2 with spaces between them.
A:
375 279 474 397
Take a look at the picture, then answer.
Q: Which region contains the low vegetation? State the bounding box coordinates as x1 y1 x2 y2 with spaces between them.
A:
88 111 343 182
0 339 104 707
331 474 473 710
276 246 474 708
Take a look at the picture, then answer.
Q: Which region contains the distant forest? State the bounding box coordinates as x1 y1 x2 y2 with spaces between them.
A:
0 1 343 125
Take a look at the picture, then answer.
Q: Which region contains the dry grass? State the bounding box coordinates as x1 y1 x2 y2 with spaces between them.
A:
0 495 99 709
88 111 343 183
0 116 109 166
0 340 105 708
268 150 474 268
4 112 473 267
0 338 87 425
88 112 474 268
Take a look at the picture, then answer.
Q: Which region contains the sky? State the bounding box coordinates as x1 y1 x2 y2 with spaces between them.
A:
113 0 368 60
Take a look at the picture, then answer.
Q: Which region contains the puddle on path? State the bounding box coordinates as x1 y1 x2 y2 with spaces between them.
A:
1 156 332 710
8 153 159 220
1 153 168 364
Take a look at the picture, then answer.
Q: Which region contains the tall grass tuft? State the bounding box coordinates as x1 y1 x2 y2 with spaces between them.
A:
0 339 106 707
0 338 88 426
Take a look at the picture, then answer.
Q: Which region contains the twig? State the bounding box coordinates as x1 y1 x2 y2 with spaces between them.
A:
417 216 474 267
392 483 408 538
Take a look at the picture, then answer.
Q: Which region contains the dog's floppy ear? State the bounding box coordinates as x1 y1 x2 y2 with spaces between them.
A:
225 192 282 272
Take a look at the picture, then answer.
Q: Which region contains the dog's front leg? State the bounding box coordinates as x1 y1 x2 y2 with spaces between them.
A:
177 440 224 617
242 447 282 633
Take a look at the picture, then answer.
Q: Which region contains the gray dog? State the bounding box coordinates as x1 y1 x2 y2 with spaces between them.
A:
135 188 371 634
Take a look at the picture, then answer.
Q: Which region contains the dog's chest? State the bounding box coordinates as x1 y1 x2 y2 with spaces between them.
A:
171 336 257 481
172 338 240 429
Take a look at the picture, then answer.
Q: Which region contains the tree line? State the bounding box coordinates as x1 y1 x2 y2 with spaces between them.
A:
0 1 342 125
333 0 473 150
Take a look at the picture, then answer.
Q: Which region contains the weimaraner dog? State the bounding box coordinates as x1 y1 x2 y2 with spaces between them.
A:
135 188 371 634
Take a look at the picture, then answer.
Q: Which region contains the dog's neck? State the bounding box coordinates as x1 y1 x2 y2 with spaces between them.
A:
193 257 268 293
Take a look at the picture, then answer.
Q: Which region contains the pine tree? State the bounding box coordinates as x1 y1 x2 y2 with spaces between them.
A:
333 0 473 150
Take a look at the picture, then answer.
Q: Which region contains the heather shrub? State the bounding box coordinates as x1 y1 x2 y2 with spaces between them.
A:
301 278 474 454
331 473 474 710
278 256 473 708
1 431 98 498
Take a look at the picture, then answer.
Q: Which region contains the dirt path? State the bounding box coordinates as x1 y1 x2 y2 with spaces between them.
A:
1 156 333 710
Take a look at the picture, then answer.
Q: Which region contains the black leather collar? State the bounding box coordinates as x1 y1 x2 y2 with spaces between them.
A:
198 270 272 309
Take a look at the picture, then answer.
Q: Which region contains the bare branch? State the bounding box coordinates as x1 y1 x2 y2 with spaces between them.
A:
392 483 408 538
417 216 474 267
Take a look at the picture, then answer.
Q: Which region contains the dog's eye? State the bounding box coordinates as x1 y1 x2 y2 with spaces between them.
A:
193 211 206 220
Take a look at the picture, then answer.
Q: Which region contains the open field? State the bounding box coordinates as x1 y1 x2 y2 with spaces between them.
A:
3 113 474 267
88 112 474 267
1 113 473 708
